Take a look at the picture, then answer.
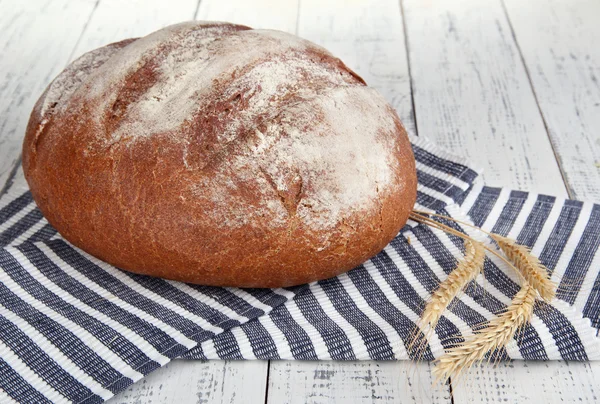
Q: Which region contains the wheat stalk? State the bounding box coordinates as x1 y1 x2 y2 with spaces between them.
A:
421 239 485 329
432 282 536 383
490 234 555 302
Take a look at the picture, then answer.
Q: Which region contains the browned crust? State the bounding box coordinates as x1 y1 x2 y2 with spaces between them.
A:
23 22 417 288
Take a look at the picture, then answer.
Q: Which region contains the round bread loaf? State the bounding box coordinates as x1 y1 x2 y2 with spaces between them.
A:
23 21 417 288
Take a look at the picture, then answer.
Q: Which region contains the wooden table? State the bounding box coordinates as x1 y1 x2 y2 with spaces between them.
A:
1 0 599 402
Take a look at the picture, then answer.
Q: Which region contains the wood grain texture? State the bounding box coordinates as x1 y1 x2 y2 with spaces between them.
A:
403 0 567 195
70 0 200 58
503 0 600 200
452 361 600 403
196 0 298 32
0 0 98 190
267 361 451 404
111 360 268 404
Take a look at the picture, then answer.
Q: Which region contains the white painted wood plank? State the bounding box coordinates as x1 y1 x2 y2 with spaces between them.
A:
71 0 199 58
403 0 567 195
503 0 600 200
452 361 600 403
108 360 268 404
268 361 451 404
196 0 298 33
0 0 98 190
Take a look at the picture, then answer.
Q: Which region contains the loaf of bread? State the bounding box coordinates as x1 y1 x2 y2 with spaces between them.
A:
23 21 417 288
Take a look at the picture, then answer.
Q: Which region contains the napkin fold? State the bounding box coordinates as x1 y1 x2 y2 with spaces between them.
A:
0 136 598 403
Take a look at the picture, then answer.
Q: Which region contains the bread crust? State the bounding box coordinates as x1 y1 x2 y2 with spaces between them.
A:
23 21 417 288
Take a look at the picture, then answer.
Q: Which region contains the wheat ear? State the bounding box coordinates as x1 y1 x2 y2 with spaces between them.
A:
421 239 485 329
490 235 555 302
432 282 536 383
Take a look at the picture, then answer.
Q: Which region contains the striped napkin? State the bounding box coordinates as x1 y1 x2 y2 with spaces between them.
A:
0 136 599 403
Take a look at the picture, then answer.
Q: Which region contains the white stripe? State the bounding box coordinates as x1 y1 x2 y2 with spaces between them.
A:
446 205 561 359
415 160 470 191
285 300 332 360
406 232 490 333
530 198 565 257
0 267 142 388
506 192 539 239
0 385 18 404
0 338 68 403
573 246 600 311
9 247 170 366
224 288 274 313
552 300 600 360
271 287 297 299
37 243 197 349
308 284 370 359
0 202 35 233
417 184 454 206
362 259 445 358
257 315 294 360
0 304 114 400
460 179 485 213
230 327 257 359
11 217 48 245
551 203 593 284
199 338 219 359
480 188 512 232
336 271 409 360
168 281 250 321
82 253 224 336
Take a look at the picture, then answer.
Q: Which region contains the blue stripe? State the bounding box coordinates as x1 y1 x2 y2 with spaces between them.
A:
242 288 293 307
19 242 186 359
47 240 214 343
369 250 465 353
516 195 556 247
212 330 244 359
0 192 32 227
417 170 465 201
0 274 130 393
261 305 318 360
318 276 395 360
28 223 57 243
7 246 161 374
0 209 44 245
0 313 97 403
293 289 357 360
347 265 434 360
583 273 600 329
558 204 600 304
413 219 548 359
416 191 446 211
467 187 501 227
412 145 478 183
538 201 583 276
239 321 280 359
0 356 54 404
188 285 265 319
490 190 528 236
126 273 240 329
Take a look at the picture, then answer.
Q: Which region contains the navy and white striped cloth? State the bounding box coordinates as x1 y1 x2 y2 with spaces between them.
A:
0 136 599 403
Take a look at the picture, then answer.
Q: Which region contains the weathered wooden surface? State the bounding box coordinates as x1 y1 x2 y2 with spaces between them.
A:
112 360 268 404
0 0 598 403
503 0 600 201
0 0 98 191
